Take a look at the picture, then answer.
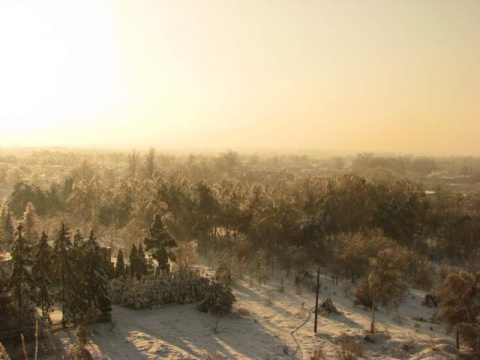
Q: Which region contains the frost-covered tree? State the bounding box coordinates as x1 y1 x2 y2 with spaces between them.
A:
355 247 408 334
51 222 73 326
128 149 139 178
22 202 37 243
137 243 148 276
144 214 177 274
8 224 32 308
143 147 156 180
32 231 53 320
197 281 236 316
129 243 137 278
82 230 111 319
66 230 92 322
70 230 84 278
128 244 145 279
436 270 480 350
1 206 14 247
115 249 125 278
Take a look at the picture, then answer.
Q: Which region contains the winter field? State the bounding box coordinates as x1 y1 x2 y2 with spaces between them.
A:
52 269 458 359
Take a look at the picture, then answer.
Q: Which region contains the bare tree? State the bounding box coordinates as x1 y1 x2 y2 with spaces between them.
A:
144 147 156 179
436 270 480 351
354 247 409 334
22 202 37 242
128 150 139 178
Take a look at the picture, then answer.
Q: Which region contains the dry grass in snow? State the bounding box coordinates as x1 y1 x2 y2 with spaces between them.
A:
54 272 460 359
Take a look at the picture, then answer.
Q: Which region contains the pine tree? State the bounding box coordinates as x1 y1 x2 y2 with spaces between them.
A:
82 230 111 320
144 214 177 274
128 243 136 277
51 222 73 326
8 224 32 308
70 230 85 281
73 230 84 248
70 230 84 279
197 281 236 316
1 206 14 247
32 231 53 320
128 243 148 280
67 230 90 323
22 202 37 243
129 244 139 279
137 243 148 277
115 249 125 278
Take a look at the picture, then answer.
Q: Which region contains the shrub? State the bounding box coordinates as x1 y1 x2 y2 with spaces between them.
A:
310 344 326 360
337 333 364 360
109 269 210 309
354 278 374 308
214 259 232 286
197 281 235 316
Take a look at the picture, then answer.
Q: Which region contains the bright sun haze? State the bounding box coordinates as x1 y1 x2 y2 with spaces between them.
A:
1 0 479 155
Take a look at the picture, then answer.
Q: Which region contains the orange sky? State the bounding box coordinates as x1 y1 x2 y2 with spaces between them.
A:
1 0 479 155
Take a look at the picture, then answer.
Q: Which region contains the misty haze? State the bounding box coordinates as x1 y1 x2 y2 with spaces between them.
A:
1 1 480 359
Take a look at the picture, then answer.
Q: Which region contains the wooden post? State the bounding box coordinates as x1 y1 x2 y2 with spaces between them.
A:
314 266 320 333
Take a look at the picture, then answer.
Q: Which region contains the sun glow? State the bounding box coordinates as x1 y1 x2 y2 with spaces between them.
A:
1 0 479 154
0 0 125 144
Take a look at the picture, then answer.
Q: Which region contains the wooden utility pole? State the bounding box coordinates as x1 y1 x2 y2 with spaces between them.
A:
314 266 320 333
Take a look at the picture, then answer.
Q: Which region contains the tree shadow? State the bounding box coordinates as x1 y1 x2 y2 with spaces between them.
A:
329 312 364 330
91 304 288 359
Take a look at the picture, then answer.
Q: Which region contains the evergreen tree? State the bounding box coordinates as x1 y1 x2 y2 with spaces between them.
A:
1 206 14 247
144 214 177 274
128 243 148 280
197 281 236 316
22 202 37 243
129 244 140 279
73 230 83 248
51 222 73 326
8 224 32 308
115 249 125 278
67 229 90 322
70 230 84 277
82 230 111 319
137 243 148 277
32 231 53 320
8 182 47 217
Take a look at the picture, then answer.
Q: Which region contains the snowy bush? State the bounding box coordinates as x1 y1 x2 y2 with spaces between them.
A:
197 281 236 316
109 269 210 309
109 268 235 315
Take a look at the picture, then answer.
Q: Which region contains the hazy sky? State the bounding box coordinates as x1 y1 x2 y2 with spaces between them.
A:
1 0 479 155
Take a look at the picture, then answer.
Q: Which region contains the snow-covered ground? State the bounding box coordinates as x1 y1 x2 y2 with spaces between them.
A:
54 274 459 359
